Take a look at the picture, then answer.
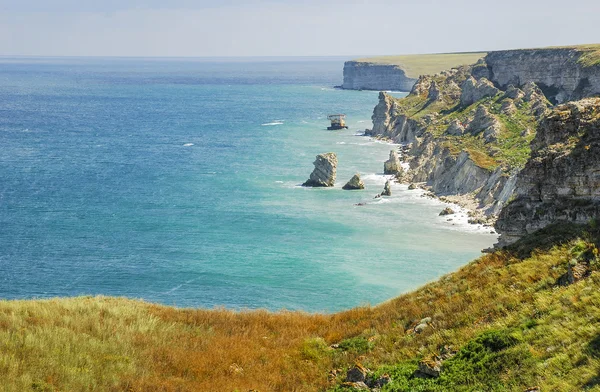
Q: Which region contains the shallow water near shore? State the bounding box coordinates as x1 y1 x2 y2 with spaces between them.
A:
0 57 496 312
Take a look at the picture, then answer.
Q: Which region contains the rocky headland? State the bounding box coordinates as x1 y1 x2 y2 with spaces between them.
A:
363 44 600 241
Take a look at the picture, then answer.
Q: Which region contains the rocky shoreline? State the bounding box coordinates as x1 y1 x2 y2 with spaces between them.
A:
356 47 600 244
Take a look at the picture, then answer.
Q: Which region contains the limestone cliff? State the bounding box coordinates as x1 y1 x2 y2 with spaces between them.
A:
343 46 600 102
342 61 416 91
368 65 550 219
495 98 600 246
303 153 337 187
485 47 600 104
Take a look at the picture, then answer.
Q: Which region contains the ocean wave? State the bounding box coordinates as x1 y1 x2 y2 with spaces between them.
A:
183 143 194 147
261 122 284 126
336 141 346 145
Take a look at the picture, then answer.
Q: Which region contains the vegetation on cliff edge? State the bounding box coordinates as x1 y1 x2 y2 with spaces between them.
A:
353 53 487 79
0 224 599 391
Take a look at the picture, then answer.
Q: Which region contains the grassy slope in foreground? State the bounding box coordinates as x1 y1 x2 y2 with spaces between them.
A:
1 224 599 391
353 53 487 78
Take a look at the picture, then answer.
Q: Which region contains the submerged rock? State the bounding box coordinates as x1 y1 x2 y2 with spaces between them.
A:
302 152 337 187
343 173 365 190
384 150 402 175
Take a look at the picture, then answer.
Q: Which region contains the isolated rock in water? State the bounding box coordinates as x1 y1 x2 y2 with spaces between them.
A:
384 150 402 174
439 207 455 216
343 173 365 190
302 153 337 187
460 77 500 106
445 119 465 136
408 183 418 190
382 180 392 196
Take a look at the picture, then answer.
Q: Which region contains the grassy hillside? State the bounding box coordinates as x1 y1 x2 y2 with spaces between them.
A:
1 224 599 391
353 53 487 78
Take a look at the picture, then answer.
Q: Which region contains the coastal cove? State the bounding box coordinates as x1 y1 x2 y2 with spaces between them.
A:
0 57 496 312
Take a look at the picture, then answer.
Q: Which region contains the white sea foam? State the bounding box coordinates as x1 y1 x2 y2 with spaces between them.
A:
183 143 194 147
261 122 284 126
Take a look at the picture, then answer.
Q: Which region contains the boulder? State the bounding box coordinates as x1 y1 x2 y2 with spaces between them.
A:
302 153 337 187
408 183 418 190
460 77 500 106
471 59 491 80
382 180 392 196
343 173 365 190
439 207 455 216
384 150 402 174
346 365 367 382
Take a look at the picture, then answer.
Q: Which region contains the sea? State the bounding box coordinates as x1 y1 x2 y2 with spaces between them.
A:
0 56 496 312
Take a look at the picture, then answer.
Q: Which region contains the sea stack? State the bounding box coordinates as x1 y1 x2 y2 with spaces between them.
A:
342 173 365 190
382 180 392 196
383 150 402 175
302 152 337 187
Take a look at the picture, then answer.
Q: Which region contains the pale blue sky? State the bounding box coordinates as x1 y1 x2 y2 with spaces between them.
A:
1 0 599 57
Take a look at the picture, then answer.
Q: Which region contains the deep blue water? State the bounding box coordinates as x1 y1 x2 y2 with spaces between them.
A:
0 57 495 312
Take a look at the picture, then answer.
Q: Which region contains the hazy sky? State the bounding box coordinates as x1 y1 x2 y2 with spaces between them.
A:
1 0 599 57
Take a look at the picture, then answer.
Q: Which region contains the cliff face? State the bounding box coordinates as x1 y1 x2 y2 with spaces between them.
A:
486 48 600 104
368 65 547 219
495 98 600 246
341 61 416 91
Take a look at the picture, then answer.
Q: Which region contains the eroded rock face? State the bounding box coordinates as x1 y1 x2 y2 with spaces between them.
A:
486 48 600 104
368 92 424 143
460 77 500 106
302 153 337 187
465 105 501 143
343 173 365 190
500 98 517 115
428 80 441 101
495 98 600 247
445 119 465 136
384 150 402 174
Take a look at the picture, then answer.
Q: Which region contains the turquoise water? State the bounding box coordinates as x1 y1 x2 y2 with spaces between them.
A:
0 57 496 312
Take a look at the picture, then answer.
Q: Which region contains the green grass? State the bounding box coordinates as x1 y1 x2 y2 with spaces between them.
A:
354 53 487 78
1 224 599 391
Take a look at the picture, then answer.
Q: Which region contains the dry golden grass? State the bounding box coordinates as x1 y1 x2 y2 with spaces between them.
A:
1 225 599 391
353 52 487 78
